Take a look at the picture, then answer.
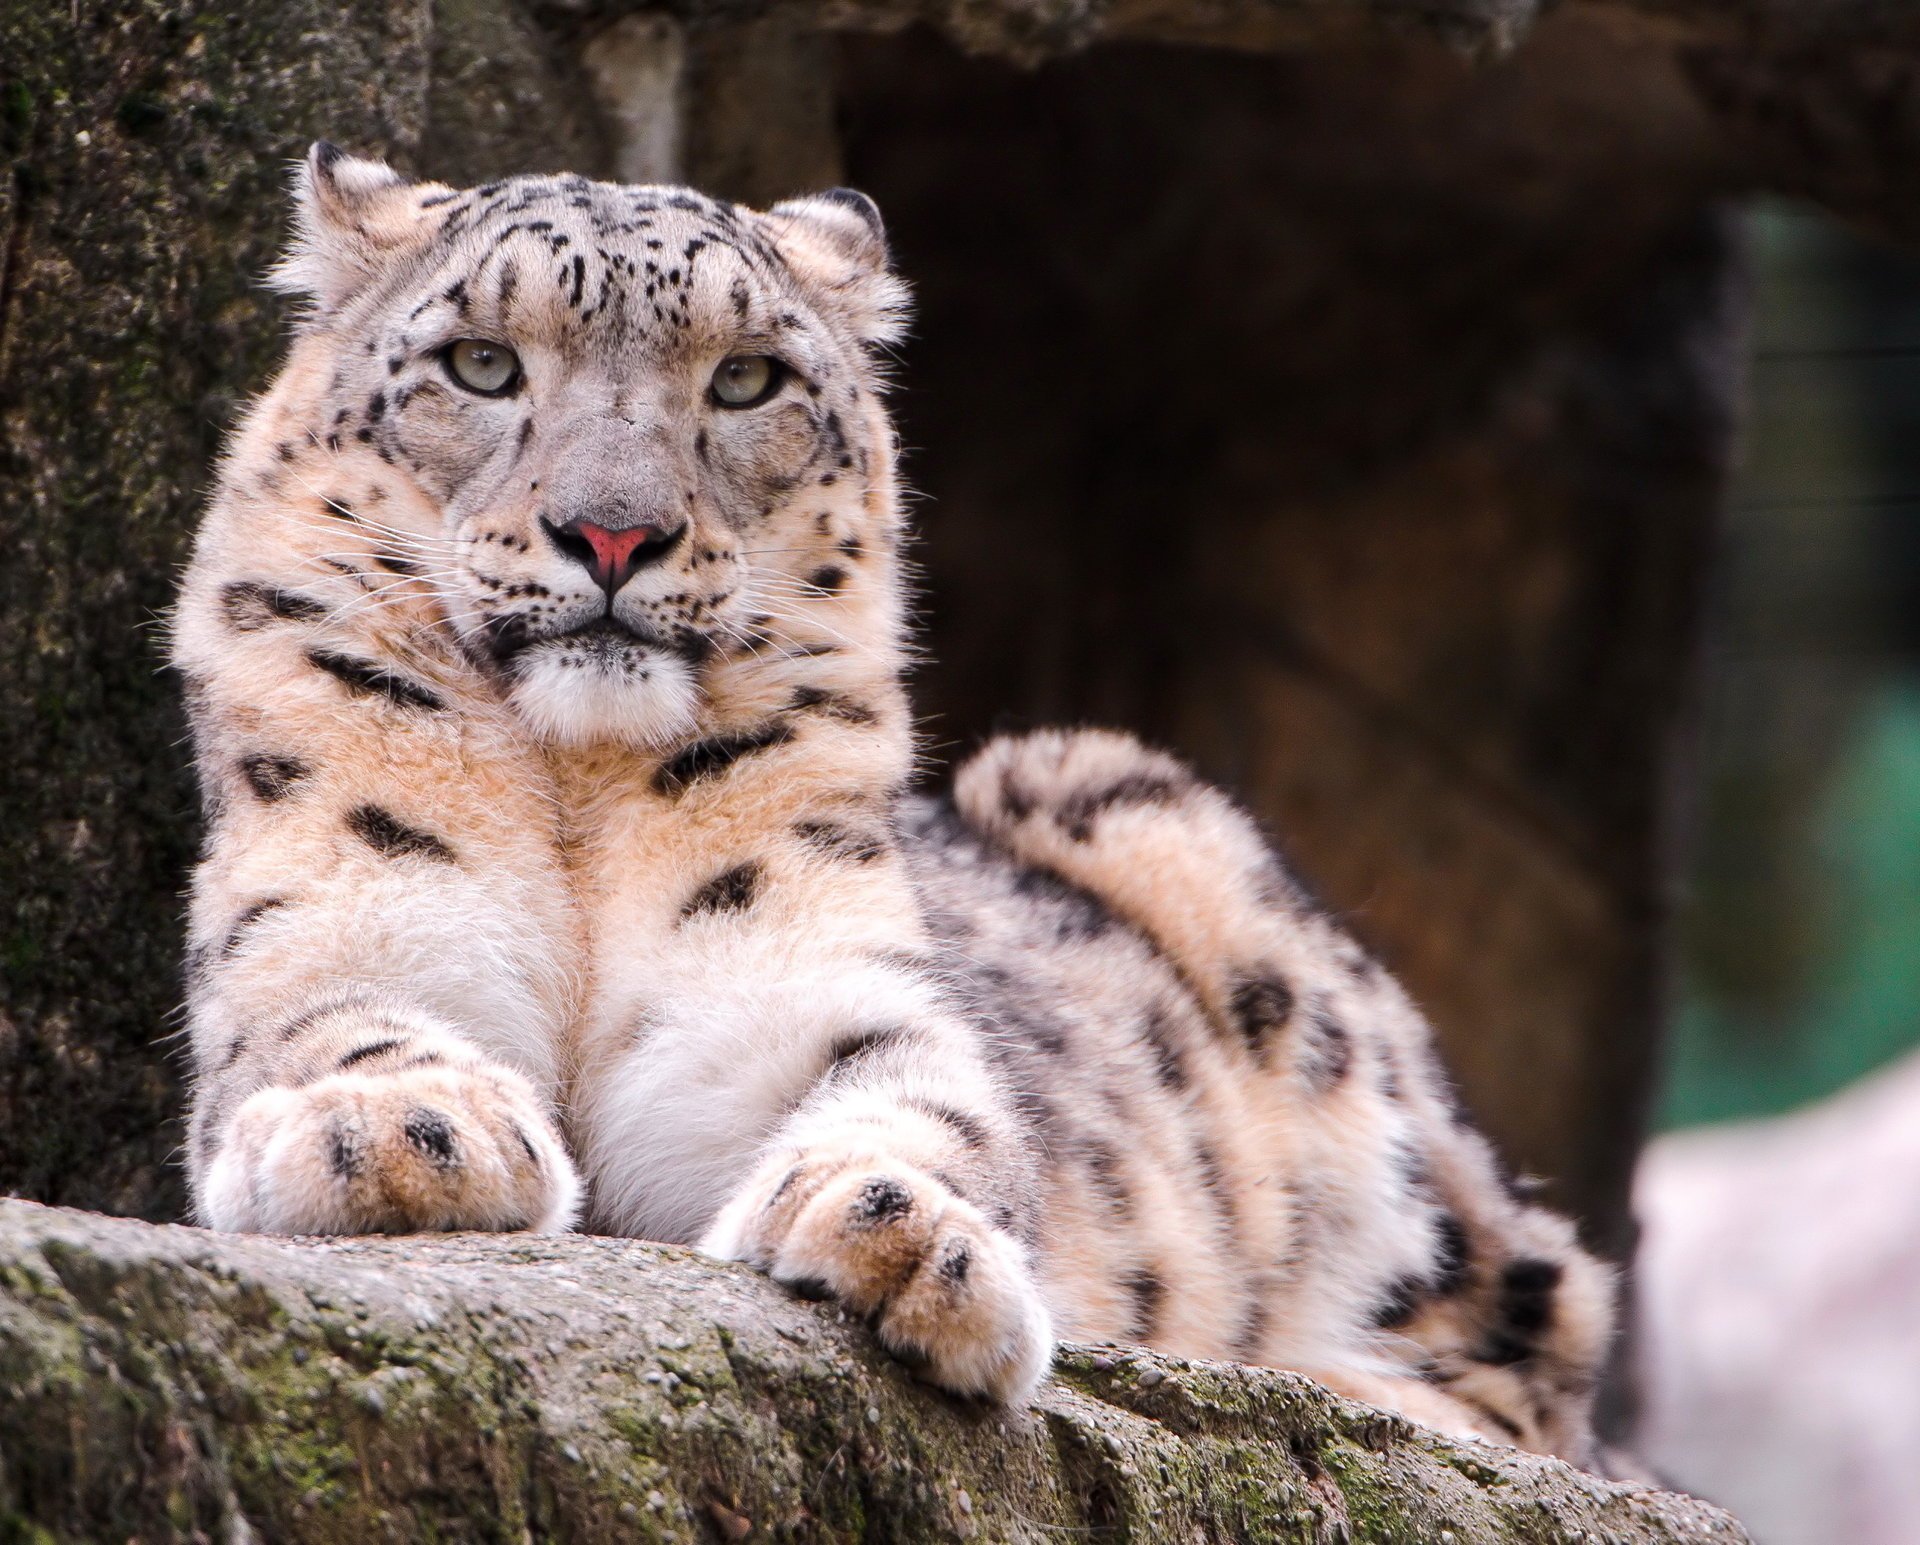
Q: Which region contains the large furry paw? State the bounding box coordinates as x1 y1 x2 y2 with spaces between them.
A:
202 1060 579 1235
701 1146 1052 1402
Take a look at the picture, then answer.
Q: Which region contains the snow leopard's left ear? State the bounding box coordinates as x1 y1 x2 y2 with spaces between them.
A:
762 188 911 347
270 141 450 314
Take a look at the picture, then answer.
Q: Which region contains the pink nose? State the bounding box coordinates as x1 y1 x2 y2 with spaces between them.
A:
542 517 684 595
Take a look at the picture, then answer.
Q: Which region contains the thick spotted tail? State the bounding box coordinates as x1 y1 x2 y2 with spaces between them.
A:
952 728 1614 1464
1382 1110 1615 1462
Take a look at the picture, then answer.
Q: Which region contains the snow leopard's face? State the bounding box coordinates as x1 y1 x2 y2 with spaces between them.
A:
279 146 906 748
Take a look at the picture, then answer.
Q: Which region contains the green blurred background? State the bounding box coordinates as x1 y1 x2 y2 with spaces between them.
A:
1665 202 1920 1130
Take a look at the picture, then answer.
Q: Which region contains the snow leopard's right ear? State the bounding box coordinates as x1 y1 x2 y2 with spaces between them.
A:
269 142 450 313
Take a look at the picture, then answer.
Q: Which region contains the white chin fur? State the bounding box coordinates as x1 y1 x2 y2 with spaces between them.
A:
507 644 699 749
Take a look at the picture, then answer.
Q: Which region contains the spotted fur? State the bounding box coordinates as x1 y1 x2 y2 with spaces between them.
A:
171 145 1611 1455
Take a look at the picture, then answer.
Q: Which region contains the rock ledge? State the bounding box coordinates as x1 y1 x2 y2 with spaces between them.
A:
0 1200 1745 1542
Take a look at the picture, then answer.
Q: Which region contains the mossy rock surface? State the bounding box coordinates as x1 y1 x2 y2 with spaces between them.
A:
0 1200 1746 1542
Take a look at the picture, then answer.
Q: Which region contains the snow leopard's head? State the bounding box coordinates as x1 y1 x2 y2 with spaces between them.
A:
271 142 908 749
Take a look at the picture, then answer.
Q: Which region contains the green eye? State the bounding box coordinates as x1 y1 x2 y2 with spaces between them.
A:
710 354 784 408
445 338 520 395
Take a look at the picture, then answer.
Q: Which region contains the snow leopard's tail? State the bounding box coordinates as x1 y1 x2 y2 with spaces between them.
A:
953 727 1614 1464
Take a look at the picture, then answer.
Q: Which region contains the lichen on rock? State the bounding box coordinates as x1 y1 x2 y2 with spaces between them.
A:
0 1200 1747 1541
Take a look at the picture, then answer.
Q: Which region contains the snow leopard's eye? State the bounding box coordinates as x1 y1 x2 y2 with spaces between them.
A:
444 339 521 396
710 354 785 409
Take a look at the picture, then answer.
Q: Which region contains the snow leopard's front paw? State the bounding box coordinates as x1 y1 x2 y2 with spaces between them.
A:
202 1059 580 1236
701 1145 1053 1402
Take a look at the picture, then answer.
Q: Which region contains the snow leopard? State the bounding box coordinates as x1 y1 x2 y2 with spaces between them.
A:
171 142 1613 1463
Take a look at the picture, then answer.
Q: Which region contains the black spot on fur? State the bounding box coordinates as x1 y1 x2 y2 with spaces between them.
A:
481 611 532 663
763 1165 804 1214
823 1025 905 1078
306 650 446 711
1432 1213 1473 1297
1299 1005 1353 1092
220 581 329 631
1138 1004 1189 1091
510 1122 542 1168
1229 972 1295 1056
1123 1267 1167 1341
326 1118 364 1178
654 721 793 796
1235 1297 1271 1360
403 1107 458 1166
1283 1190 1321 1273
273 1001 338 1044
936 1240 972 1285
679 861 761 919
336 1038 407 1072
794 819 886 863
1082 1139 1133 1217
805 564 847 596
1011 865 1112 940
908 1098 993 1151
787 686 878 725
1371 1274 1426 1330
1193 1141 1235 1223
239 752 309 802
347 804 457 862
853 1176 913 1224
1011 1001 1071 1059
951 961 1073 1061
1478 1258 1563 1365
1378 1044 1404 1100
222 897 288 956
1057 771 1189 842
